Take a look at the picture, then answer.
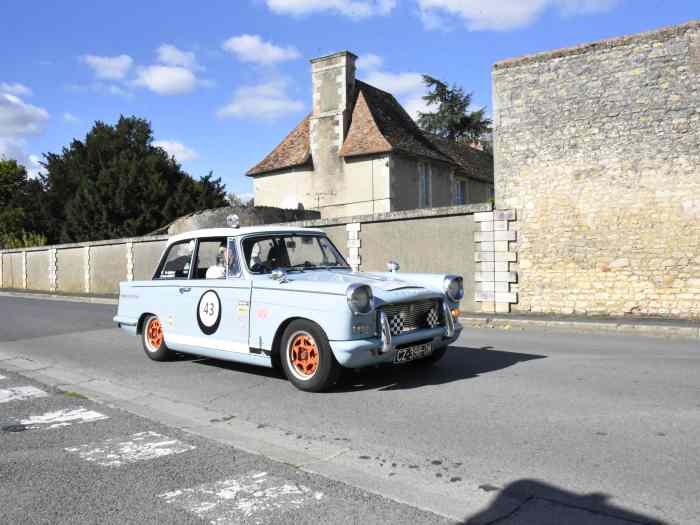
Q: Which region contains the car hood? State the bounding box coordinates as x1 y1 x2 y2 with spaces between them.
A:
252 269 442 303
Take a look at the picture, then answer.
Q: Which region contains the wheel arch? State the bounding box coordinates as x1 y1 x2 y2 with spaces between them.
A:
136 312 156 335
270 316 329 366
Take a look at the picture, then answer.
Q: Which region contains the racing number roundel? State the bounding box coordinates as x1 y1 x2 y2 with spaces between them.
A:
197 290 221 335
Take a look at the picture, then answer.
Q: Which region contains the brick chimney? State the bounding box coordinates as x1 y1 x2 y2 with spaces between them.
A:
309 51 357 181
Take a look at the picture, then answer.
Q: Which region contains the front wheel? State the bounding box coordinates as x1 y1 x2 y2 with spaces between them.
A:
141 315 172 361
280 320 341 392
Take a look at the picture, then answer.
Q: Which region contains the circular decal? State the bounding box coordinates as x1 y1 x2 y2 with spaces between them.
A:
197 290 222 335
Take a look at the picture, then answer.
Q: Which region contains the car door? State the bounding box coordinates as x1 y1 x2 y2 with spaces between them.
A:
176 236 252 355
150 238 198 349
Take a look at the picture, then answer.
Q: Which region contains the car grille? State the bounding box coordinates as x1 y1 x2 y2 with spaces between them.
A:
380 300 443 337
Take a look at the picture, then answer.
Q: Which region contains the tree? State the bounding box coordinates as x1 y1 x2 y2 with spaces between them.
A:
417 75 492 149
42 116 227 243
226 192 255 208
0 159 46 249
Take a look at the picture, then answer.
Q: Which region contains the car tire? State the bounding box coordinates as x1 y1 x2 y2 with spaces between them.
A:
141 315 172 361
280 320 341 392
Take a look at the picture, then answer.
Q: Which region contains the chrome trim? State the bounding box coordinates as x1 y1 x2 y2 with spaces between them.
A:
379 310 393 353
442 301 455 338
346 283 374 315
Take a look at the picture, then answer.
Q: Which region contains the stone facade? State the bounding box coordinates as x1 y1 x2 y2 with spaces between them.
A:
493 21 700 318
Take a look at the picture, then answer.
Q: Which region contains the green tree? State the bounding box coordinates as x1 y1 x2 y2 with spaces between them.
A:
0 159 46 249
42 116 227 242
417 75 492 149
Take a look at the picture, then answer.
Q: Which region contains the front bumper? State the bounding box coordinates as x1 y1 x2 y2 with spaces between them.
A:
330 323 462 368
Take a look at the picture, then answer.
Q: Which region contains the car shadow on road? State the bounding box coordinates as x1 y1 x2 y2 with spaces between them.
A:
463 478 667 524
335 345 546 392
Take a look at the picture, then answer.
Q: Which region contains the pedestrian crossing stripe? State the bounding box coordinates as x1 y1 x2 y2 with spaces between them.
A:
0 386 48 403
20 407 109 429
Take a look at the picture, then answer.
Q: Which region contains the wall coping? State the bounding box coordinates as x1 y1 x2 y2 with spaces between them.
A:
493 20 699 71
0 202 493 254
281 202 493 228
0 235 168 255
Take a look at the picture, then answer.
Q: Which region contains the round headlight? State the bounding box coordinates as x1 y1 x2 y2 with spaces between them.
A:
346 284 374 315
443 276 464 302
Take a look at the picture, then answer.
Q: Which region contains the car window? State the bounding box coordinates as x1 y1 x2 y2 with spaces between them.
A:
156 240 195 279
242 234 348 274
193 239 227 280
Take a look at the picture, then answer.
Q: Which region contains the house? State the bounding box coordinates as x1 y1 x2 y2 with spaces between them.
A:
247 51 494 218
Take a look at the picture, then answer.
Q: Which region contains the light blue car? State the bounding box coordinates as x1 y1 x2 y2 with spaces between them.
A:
114 223 463 392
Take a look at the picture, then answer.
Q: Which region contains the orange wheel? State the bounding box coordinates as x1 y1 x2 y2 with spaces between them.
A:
287 331 319 380
146 318 164 351
142 315 171 361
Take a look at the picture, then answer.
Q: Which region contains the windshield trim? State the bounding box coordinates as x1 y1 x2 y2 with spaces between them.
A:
239 232 350 275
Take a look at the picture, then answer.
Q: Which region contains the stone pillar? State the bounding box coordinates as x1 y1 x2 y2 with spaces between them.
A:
346 222 361 272
0 252 3 288
21 251 27 289
84 246 91 294
48 248 57 292
474 210 518 313
126 241 134 281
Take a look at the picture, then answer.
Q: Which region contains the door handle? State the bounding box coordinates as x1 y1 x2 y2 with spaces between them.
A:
179 287 191 294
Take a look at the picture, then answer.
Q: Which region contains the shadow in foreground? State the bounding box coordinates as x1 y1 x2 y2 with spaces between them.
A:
464 479 667 525
336 345 546 392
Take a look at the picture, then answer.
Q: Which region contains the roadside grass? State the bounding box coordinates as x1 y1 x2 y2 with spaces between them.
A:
62 391 89 400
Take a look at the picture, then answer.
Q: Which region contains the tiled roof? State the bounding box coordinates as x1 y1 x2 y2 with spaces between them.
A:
247 81 492 181
246 115 311 176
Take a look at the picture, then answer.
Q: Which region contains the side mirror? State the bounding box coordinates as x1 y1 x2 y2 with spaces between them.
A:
271 268 288 283
387 260 400 273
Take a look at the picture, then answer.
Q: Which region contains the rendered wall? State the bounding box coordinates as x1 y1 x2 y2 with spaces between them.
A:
133 240 167 281
2 253 24 289
360 214 478 312
26 251 49 291
493 21 700 318
56 248 85 294
90 244 127 294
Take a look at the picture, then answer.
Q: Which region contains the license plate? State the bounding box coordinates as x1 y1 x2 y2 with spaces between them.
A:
393 343 433 363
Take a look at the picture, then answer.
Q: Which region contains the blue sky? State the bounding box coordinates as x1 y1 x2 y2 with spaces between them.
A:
1 1 697 198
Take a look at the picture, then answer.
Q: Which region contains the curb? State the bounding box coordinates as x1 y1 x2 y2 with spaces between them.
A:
0 291 118 305
460 316 700 340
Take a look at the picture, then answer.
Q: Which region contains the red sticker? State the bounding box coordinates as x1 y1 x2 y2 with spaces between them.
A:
256 307 269 320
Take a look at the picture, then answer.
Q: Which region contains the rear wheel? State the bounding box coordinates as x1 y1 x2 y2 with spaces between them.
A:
280 320 341 392
141 315 172 361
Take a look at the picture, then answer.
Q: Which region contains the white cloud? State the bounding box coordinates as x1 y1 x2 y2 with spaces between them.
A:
134 66 198 95
66 82 132 98
223 34 300 65
0 93 49 137
356 53 383 71
0 139 42 178
0 82 32 96
417 0 620 31
81 54 133 80
217 78 304 120
157 44 199 69
153 140 198 162
266 0 396 18
63 112 79 123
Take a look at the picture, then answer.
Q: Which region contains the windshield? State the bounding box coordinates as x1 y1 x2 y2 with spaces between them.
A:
242 234 350 274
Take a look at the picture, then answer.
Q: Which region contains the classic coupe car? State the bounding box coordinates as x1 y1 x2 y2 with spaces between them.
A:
114 221 463 392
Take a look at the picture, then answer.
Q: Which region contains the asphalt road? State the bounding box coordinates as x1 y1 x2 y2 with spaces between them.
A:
1 295 698 524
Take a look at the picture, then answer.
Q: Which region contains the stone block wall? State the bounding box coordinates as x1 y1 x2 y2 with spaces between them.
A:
493 21 700 318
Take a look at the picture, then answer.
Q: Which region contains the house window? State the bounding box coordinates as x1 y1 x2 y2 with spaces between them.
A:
418 163 432 208
454 178 467 205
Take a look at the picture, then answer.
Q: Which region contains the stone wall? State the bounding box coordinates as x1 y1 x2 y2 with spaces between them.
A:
493 21 700 318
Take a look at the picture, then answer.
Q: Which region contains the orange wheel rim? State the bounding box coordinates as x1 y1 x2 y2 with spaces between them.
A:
289 334 319 377
147 318 163 349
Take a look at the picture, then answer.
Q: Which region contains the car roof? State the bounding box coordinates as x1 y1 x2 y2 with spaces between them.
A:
168 226 325 244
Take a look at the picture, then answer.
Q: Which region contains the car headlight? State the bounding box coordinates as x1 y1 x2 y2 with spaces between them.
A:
443 275 464 302
346 284 374 315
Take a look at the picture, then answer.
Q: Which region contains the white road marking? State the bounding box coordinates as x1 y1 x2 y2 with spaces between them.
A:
159 471 324 524
0 386 48 403
0 374 6 380
65 431 195 467
20 408 109 429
